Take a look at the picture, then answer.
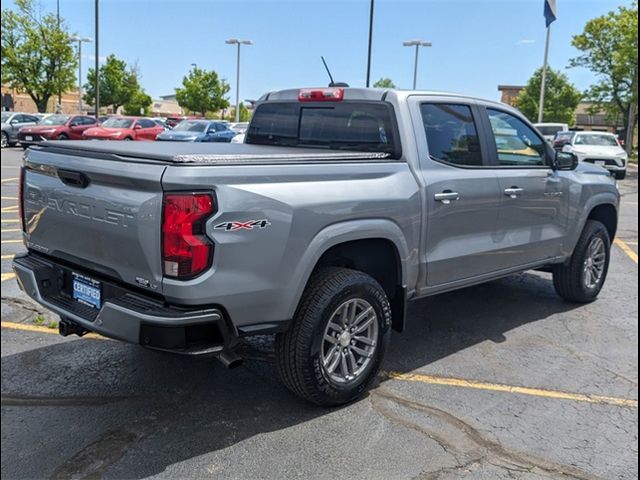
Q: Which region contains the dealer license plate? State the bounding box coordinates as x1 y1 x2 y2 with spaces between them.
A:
72 273 102 309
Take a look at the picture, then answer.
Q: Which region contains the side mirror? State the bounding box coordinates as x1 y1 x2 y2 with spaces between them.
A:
553 151 578 171
134 124 142 130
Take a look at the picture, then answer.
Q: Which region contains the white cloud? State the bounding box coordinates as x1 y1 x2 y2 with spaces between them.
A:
83 54 108 63
516 39 536 45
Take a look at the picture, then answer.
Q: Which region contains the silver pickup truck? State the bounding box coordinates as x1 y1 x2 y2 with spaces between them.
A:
13 87 619 405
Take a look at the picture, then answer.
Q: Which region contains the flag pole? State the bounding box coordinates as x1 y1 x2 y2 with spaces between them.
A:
537 24 551 123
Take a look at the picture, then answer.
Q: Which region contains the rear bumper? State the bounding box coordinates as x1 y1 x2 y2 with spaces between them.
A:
12 252 239 354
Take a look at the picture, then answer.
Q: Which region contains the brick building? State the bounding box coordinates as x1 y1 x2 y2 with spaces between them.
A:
1 85 81 114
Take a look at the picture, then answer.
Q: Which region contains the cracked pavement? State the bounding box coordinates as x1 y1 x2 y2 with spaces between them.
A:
1 149 638 479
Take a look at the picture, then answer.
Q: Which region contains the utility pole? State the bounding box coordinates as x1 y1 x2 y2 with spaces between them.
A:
537 25 551 123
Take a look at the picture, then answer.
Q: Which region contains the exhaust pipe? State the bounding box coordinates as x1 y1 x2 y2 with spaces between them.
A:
58 318 89 337
217 349 243 369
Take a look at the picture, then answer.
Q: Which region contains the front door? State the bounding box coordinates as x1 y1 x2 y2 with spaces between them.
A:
481 107 569 269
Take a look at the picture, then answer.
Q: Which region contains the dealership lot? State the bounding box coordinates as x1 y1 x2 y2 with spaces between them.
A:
1 147 638 479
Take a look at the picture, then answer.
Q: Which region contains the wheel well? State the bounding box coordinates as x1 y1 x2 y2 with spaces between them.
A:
313 239 406 332
588 204 617 241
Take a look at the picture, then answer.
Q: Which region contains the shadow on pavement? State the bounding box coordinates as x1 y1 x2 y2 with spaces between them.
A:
1 272 582 479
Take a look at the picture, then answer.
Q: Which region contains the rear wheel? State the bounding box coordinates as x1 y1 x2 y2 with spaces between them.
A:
123 137 132 141
275 268 391 406
553 220 611 303
1 132 8 148
57 133 68 140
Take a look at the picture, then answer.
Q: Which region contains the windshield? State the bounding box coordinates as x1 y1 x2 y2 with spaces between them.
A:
40 115 69 126
537 125 564 136
246 101 399 157
574 134 618 147
102 117 133 129
173 120 208 133
1 113 11 123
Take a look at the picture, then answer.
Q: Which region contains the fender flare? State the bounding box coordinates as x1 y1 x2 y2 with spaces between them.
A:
566 192 619 255
285 218 412 321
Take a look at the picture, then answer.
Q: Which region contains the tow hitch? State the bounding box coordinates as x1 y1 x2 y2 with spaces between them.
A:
58 318 89 337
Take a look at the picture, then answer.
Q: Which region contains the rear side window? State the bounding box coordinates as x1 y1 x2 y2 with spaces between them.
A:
421 104 483 166
81 116 97 125
246 102 399 157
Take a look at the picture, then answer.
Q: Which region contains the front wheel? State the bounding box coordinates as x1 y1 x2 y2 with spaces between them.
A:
553 220 611 303
1 132 8 148
614 171 627 180
57 133 69 140
276 268 391 406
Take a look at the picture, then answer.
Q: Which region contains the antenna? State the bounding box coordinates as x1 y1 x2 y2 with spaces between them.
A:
321 56 336 86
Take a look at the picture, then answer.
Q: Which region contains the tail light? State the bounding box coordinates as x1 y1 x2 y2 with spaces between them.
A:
298 88 344 102
18 166 25 232
162 193 215 278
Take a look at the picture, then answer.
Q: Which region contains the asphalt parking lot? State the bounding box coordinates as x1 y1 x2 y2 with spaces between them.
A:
1 147 638 480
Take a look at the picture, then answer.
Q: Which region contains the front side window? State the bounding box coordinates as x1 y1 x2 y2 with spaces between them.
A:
487 109 547 166
421 103 483 166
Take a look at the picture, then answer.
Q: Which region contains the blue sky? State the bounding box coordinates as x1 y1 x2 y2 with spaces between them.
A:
6 0 633 102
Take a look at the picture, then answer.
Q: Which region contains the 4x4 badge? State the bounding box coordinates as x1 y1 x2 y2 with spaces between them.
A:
214 219 271 231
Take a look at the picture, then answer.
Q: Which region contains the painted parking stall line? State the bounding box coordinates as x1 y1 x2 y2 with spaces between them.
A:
615 238 638 264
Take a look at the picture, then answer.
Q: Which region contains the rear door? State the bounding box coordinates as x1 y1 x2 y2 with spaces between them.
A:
410 97 503 287
479 106 569 269
22 147 167 291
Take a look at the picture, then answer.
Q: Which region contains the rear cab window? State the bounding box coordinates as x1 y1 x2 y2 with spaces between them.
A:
246 101 401 158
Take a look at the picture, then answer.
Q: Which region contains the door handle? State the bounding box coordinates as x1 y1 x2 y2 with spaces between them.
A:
504 187 524 198
434 191 460 205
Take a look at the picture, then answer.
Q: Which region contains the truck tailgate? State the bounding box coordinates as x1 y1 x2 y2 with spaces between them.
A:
22 147 166 292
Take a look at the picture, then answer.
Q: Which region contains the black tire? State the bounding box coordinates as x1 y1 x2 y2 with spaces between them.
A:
57 133 68 140
614 171 627 180
553 220 611 303
275 267 391 406
1 132 8 149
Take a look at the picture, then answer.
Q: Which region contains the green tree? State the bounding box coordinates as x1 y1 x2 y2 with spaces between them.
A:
175 67 230 117
123 89 152 116
570 1 638 152
373 78 396 88
1 0 77 113
516 67 581 124
84 54 138 112
226 103 252 122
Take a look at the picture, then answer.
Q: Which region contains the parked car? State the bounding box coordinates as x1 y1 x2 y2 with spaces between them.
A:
229 122 250 134
18 115 98 148
534 122 569 143
552 130 574 150
14 87 619 406
560 131 628 179
82 117 164 141
231 132 245 143
1 112 40 148
156 119 236 142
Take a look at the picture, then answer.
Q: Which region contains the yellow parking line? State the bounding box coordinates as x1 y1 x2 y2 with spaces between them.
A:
1 205 18 213
0 177 18 183
1 239 22 244
1 254 15 260
1 321 107 341
1 228 20 233
385 371 638 409
1 196 17 200
615 239 638 264
1 272 16 282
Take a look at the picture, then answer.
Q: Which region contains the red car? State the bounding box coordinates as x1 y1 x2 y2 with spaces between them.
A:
18 114 98 148
82 117 164 141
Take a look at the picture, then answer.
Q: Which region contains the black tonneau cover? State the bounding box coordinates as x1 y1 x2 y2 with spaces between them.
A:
29 141 392 165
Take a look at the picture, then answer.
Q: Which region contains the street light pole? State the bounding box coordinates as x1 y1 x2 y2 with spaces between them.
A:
94 0 100 118
403 40 432 90
70 36 92 114
226 39 252 123
365 0 374 87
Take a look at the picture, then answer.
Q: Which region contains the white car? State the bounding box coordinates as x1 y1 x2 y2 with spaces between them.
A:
562 131 628 180
534 122 569 143
231 132 245 144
